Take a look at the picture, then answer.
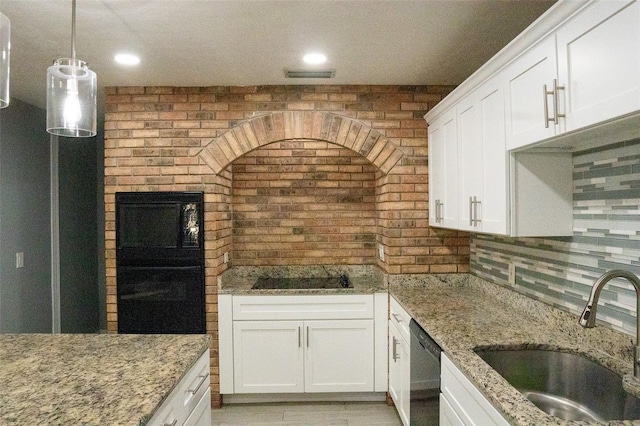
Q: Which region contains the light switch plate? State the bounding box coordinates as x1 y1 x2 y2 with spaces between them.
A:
508 263 516 285
16 252 24 269
223 252 229 263
378 245 384 261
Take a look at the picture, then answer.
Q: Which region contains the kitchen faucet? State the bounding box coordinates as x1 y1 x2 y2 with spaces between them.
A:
579 269 640 379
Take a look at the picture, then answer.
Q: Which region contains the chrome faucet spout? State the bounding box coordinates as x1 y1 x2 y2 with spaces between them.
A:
579 270 640 379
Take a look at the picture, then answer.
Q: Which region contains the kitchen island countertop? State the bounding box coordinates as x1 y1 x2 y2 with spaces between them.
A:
389 274 640 426
0 333 211 425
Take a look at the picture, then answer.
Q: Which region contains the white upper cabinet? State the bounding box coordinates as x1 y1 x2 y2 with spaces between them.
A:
428 109 458 229
556 0 640 132
458 76 509 234
424 0 638 237
456 93 481 231
504 36 560 150
504 0 640 151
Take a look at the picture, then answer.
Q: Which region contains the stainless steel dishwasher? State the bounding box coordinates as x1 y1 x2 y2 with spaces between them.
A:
409 319 441 425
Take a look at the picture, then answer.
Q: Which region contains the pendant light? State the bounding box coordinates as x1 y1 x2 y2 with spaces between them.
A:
0 12 10 108
46 0 96 137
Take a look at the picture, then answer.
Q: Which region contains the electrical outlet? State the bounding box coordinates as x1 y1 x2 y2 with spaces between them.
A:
378 245 384 261
223 252 229 264
16 252 24 269
508 263 516 285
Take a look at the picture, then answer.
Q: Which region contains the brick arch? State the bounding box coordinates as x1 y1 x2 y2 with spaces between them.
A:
197 111 405 175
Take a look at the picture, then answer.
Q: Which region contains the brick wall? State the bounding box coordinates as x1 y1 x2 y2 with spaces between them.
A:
232 140 377 265
103 85 469 407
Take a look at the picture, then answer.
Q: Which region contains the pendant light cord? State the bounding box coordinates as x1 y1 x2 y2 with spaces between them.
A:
71 0 76 60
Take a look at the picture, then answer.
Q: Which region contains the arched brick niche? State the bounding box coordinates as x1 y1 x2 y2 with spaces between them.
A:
198 111 405 175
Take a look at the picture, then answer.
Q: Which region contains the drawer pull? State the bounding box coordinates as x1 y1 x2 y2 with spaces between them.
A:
161 420 177 426
391 313 402 323
188 373 210 395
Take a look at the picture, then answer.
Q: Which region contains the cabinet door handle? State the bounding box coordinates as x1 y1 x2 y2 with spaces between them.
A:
391 313 402 323
543 83 554 128
553 79 565 125
436 200 444 224
472 196 482 226
469 196 474 226
306 326 309 348
188 373 210 395
544 80 565 128
392 336 399 362
298 326 301 348
162 420 178 426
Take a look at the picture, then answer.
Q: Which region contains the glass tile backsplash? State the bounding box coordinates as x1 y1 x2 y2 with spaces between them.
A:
471 138 640 335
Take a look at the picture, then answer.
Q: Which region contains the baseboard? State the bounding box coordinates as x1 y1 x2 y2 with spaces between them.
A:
221 392 387 405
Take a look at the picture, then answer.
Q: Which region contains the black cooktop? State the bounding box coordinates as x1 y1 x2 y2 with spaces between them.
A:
252 276 351 290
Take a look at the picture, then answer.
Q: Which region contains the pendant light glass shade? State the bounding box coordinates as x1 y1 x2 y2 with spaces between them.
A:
47 58 96 137
46 0 97 138
0 12 10 109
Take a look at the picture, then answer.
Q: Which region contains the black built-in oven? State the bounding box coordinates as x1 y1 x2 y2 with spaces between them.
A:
116 191 205 334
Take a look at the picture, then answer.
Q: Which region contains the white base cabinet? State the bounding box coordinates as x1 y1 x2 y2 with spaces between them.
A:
440 354 508 426
233 320 304 393
147 349 211 426
233 319 374 393
219 294 388 397
388 296 411 426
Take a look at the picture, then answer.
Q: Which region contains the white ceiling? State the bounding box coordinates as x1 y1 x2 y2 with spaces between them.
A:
2 0 556 111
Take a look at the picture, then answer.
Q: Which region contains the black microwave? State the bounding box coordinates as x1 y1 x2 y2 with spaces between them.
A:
116 191 204 264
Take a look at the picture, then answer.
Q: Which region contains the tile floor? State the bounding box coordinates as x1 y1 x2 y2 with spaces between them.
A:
211 401 403 425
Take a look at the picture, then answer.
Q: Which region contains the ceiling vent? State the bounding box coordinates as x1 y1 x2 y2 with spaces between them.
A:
284 69 336 79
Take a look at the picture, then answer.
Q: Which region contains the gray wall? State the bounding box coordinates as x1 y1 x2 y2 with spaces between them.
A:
0 98 101 333
471 139 640 335
58 136 99 333
0 99 52 333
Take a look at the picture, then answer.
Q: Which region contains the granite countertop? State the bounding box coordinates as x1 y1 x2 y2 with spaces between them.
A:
0 333 211 425
218 265 388 295
389 274 640 426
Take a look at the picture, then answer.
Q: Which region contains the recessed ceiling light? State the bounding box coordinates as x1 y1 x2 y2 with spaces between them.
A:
114 53 140 66
303 53 327 65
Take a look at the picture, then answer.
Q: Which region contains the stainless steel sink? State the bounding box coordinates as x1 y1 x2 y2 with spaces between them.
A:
475 348 640 421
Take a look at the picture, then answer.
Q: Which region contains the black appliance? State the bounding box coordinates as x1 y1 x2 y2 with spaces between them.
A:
409 319 441 425
116 191 205 334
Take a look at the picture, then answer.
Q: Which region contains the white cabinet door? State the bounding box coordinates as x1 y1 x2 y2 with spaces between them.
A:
233 321 304 393
428 109 458 228
440 393 465 426
447 76 508 235
428 114 445 228
389 320 410 426
557 0 640 132
456 95 481 232
504 36 559 150
476 77 508 235
305 320 374 393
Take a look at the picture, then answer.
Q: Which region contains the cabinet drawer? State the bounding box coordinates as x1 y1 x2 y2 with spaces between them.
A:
232 294 374 320
180 349 211 419
389 296 410 342
184 387 212 426
441 354 508 426
148 349 211 426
